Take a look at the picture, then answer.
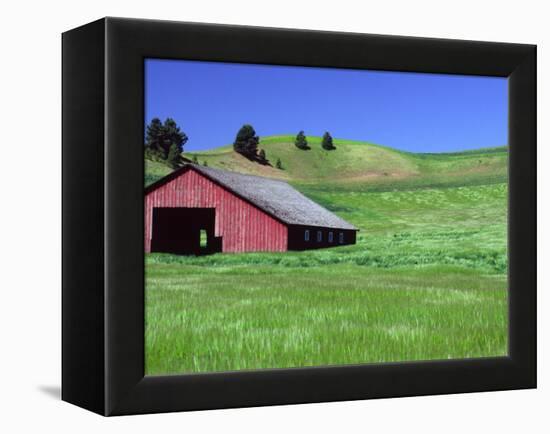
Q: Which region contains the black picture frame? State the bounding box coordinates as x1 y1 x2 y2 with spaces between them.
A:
62 17 536 416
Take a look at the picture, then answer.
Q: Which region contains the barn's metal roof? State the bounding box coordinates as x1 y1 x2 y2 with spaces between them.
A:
147 164 357 230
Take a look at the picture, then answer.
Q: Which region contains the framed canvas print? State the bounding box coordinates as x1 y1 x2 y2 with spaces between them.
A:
62 17 536 416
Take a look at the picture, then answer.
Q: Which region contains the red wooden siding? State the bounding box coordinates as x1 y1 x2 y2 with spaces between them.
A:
145 169 288 253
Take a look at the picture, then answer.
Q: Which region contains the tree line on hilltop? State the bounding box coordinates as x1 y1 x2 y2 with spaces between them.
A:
144 118 337 171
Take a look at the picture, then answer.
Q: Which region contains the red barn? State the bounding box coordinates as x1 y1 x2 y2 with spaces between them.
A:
145 164 357 255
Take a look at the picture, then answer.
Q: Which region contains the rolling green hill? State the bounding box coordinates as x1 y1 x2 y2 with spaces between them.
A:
145 135 507 192
144 135 509 374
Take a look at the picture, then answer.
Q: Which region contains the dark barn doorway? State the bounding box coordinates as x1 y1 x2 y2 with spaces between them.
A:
150 207 221 255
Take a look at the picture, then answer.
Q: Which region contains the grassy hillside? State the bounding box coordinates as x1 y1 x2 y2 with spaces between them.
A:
144 135 508 375
145 135 507 192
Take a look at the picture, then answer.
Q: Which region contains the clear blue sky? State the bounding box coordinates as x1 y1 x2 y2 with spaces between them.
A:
145 59 507 153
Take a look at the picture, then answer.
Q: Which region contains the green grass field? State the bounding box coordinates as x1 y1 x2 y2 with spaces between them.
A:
145 136 508 375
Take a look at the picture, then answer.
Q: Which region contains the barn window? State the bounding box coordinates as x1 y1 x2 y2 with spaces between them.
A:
317 231 322 242
304 230 310 241
339 232 344 244
328 232 334 243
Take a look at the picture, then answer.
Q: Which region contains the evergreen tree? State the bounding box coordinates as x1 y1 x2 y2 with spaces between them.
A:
192 154 199 164
295 131 309 150
162 118 188 156
258 148 266 162
321 132 336 150
276 158 283 169
203 160 208 167
145 118 164 154
233 124 259 157
144 117 188 162
167 143 182 168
